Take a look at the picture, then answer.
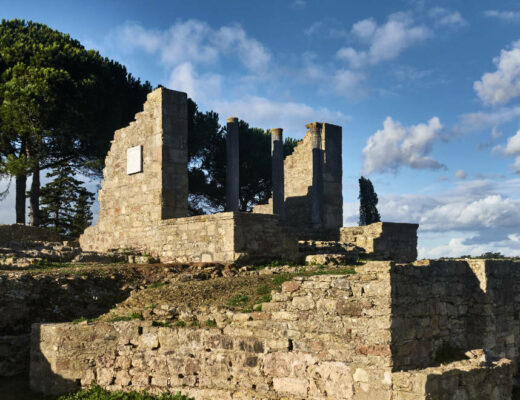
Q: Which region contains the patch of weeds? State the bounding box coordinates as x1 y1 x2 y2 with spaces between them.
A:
189 321 200 327
241 305 254 313
205 319 217 328
272 273 294 287
56 384 193 399
72 316 99 324
253 304 262 312
433 342 468 364
256 285 270 295
258 294 272 303
174 320 186 327
110 312 144 322
228 293 249 307
148 282 166 289
152 321 170 328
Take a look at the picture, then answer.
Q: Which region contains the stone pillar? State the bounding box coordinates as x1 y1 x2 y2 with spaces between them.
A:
271 128 285 221
308 122 323 229
226 117 240 212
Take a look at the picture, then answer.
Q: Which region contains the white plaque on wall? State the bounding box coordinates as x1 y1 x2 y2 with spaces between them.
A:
127 145 143 175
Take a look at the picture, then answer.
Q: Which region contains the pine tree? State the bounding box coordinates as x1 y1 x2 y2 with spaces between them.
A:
358 176 381 226
39 165 94 238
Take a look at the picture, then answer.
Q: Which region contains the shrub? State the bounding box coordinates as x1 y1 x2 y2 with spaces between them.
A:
56 385 193 399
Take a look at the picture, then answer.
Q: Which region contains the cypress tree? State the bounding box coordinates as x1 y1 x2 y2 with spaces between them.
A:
39 165 94 238
358 176 381 226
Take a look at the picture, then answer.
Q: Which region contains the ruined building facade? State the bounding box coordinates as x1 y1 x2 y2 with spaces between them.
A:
80 87 417 263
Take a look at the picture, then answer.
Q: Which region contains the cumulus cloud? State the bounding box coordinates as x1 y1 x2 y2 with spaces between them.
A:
474 40 520 105
332 69 366 98
495 130 520 173
484 10 520 22
337 12 431 68
455 169 467 179
108 20 271 73
362 116 445 174
211 96 351 138
167 62 222 103
344 178 520 257
429 7 467 28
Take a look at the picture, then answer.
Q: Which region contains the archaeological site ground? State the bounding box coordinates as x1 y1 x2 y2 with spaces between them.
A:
1 87 519 399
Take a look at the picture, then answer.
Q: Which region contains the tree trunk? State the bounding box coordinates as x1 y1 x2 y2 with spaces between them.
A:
15 174 27 224
29 162 40 226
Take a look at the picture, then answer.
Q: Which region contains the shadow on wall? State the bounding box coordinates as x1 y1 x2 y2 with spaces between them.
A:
30 325 79 395
390 260 518 372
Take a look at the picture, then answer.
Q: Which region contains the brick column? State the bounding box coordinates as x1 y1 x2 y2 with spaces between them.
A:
226 117 240 212
271 128 285 221
308 122 323 229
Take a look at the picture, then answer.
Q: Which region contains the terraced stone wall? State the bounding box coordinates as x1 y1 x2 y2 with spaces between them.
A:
31 261 520 399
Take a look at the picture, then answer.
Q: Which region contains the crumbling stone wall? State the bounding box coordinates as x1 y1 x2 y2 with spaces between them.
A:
31 260 519 399
340 222 418 262
0 224 61 243
254 123 343 233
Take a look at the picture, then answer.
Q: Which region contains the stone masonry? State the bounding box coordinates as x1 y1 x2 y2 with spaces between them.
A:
340 222 418 263
254 122 343 233
31 259 519 399
80 88 297 263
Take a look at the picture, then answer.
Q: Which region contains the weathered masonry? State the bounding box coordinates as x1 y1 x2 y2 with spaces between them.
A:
80 86 417 263
31 260 518 399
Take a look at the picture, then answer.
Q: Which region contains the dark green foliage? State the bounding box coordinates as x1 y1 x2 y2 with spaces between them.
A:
227 293 249 307
0 19 151 223
39 164 94 238
205 318 217 327
56 385 193 400
358 176 381 226
186 101 297 213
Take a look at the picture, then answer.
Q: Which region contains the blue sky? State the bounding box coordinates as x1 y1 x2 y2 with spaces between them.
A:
2 0 520 258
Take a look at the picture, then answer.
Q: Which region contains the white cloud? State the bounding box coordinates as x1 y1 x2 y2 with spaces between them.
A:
344 178 520 258
332 69 366 98
454 105 520 134
211 95 351 138
455 169 467 179
304 21 324 36
293 0 306 8
484 10 520 22
108 20 271 73
167 62 222 103
496 130 520 173
362 116 445 174
474 40 520 105
429 7 467 28
337 12 431 68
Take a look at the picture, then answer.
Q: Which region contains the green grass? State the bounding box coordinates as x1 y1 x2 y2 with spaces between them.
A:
110 312 144 322
174 320 186 327
56 385 192 399
205 319 217 328
151 321 170 327
227 294 249 307
147 282 167 289
256 285 270 295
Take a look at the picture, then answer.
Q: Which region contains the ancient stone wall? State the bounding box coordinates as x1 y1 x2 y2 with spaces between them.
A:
0 224 61 243
253 123 343 233
31 260 519 399
82 212 296 263
340 222 418 262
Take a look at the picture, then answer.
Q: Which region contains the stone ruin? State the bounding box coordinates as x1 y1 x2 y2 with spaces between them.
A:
2 86 518 399
79 86 418 264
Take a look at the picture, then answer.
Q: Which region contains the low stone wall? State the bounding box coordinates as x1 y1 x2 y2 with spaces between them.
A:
392 358 512 400
340 222 418 262
30 260 520 398
0 224 61 244
81 212 297 263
